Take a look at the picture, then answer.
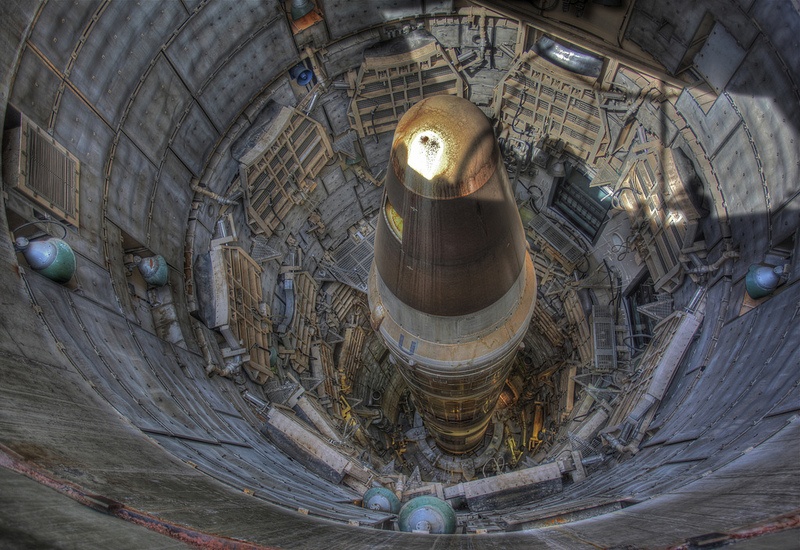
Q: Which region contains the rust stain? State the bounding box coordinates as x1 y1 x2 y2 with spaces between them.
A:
113 507 271 549
0 444 282 549
7 441 58 462
668 510 800 549
727 510 800 541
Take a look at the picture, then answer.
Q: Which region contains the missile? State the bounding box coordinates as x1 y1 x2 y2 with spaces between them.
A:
368 95 537 454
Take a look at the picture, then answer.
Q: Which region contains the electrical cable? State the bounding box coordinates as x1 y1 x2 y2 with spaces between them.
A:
610 186 639 209
575 254 590 276
12 218 68 240
622 333 653 354
510 87 530 136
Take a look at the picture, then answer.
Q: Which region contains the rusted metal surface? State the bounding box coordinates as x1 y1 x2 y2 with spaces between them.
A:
668 510 800 549
112 508 272 550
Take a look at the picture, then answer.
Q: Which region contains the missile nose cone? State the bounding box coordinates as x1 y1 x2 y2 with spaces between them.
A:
376 95 528 317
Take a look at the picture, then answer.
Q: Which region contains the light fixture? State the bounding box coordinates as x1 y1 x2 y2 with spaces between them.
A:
12 220 76 284
745 264 787 299
136 255 169 287
291 0 314 20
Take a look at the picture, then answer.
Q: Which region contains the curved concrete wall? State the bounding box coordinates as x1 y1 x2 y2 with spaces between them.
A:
1 1 798 548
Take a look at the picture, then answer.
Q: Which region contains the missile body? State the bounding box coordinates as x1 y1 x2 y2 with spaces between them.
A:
368 96 537 454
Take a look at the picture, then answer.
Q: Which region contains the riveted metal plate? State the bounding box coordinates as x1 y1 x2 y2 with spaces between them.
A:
52 88 114 264
322 29 380 77
773 196 800 247
108 133 157 243
70 1 186 124
198 20 296 130
424 1 453 15
9 48 61 129
171 101 220 176
122 54 192 164
321 0 423 39
53 88 114 170
28 0 103 71
726 36 800 210
22 279 165 432
694 22 747 94
675 90 740 158
319 184 363 239
625 7 682 73
166 0 279 93
711 125 770 278
72 252 116 307
148 150 193 265
752 1 800 81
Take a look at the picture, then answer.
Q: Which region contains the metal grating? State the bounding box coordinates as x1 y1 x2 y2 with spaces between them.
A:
495 58 606 163
615 144 706 293
564 290 592 365
591 305 617 373
637 294 674 323
323 219 377 292
239 107 332 237
219 245 273 384
250 236 282 264
348 34 465 138
277 269 318 374
5 116 80 226
528 212 586 272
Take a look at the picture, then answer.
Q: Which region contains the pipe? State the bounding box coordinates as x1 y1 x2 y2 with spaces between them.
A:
215 219 228 239
457 50 477 65
242 391 269 412
303 91 319 114
498 43 516 58
684 250 739 275
183 196 203 313
191 181 239 206
218 356 244 378
304 46 326 90
535 36 603 78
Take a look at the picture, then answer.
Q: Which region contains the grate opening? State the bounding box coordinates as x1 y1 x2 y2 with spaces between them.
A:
3 116 80 226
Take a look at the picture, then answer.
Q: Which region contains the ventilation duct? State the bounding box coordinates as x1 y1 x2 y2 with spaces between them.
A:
3 115 80 226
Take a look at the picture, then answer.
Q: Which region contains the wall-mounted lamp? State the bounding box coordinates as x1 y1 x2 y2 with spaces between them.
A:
291 0 314 21
135 255 169 287
745 263 788 299
13 221 75 284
